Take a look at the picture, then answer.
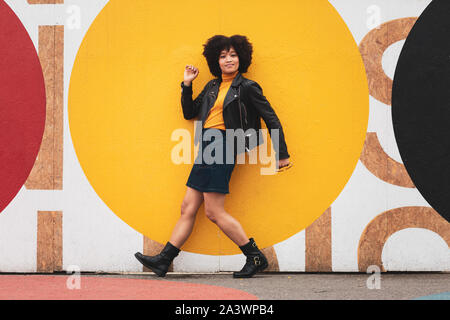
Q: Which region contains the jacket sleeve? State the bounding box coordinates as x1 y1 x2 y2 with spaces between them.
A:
180 81 209 120
246 81 290 159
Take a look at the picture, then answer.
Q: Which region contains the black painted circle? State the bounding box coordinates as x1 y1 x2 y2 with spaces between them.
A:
392 0 450 222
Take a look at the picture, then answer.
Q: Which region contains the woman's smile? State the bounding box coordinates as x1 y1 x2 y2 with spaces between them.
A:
219 46 239 74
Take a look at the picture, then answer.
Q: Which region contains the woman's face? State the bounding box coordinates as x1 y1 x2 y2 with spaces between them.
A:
219 46 239 74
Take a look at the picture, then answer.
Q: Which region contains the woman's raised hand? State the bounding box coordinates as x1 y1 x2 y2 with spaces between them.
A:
184 65 199 86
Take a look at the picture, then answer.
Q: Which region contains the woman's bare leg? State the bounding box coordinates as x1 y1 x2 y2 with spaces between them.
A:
203 192 249 247
169 186 204 248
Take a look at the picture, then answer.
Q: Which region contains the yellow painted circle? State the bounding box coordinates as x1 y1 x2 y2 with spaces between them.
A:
69 0 368 255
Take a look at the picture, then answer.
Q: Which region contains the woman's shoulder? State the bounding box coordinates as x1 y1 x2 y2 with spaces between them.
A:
205 78 219 87
240 76 261 91
240 74 259 86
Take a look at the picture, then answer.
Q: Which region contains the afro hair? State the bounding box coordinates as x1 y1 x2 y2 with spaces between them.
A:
202 34 253 78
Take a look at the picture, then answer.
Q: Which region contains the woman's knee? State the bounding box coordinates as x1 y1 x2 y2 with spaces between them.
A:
203 192 226 223
205 209 217 223
205 206 223 223
180 200 198 219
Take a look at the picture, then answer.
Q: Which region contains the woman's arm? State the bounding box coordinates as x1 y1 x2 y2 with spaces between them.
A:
180 81 210 120
246 81 290 160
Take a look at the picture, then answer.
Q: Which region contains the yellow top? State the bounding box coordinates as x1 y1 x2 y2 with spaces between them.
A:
203 70 239 129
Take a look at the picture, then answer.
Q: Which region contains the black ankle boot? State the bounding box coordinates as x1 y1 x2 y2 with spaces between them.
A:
134 242 180 277
233 238 268 278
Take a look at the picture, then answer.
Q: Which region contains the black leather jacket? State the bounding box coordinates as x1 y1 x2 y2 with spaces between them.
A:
180 72 290 159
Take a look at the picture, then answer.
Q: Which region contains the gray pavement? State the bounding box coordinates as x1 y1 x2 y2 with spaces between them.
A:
84 271 450 300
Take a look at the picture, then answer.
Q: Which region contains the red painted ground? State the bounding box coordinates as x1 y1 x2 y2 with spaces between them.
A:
0 275 258 300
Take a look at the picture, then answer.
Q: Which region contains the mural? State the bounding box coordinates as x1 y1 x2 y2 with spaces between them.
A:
68 0 369 255
0 0 448 273
392 0 450 223
0 1 46 214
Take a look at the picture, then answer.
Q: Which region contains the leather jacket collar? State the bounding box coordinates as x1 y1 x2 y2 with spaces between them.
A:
210 72 246 111
212 71 245 88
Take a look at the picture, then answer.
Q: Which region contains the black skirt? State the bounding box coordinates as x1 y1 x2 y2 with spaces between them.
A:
186 127 236 194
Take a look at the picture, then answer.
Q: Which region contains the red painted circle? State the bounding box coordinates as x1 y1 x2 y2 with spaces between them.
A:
0 2 46 213
0 275 258 300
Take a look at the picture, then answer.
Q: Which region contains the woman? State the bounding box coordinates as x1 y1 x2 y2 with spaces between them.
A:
135 35 291 278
